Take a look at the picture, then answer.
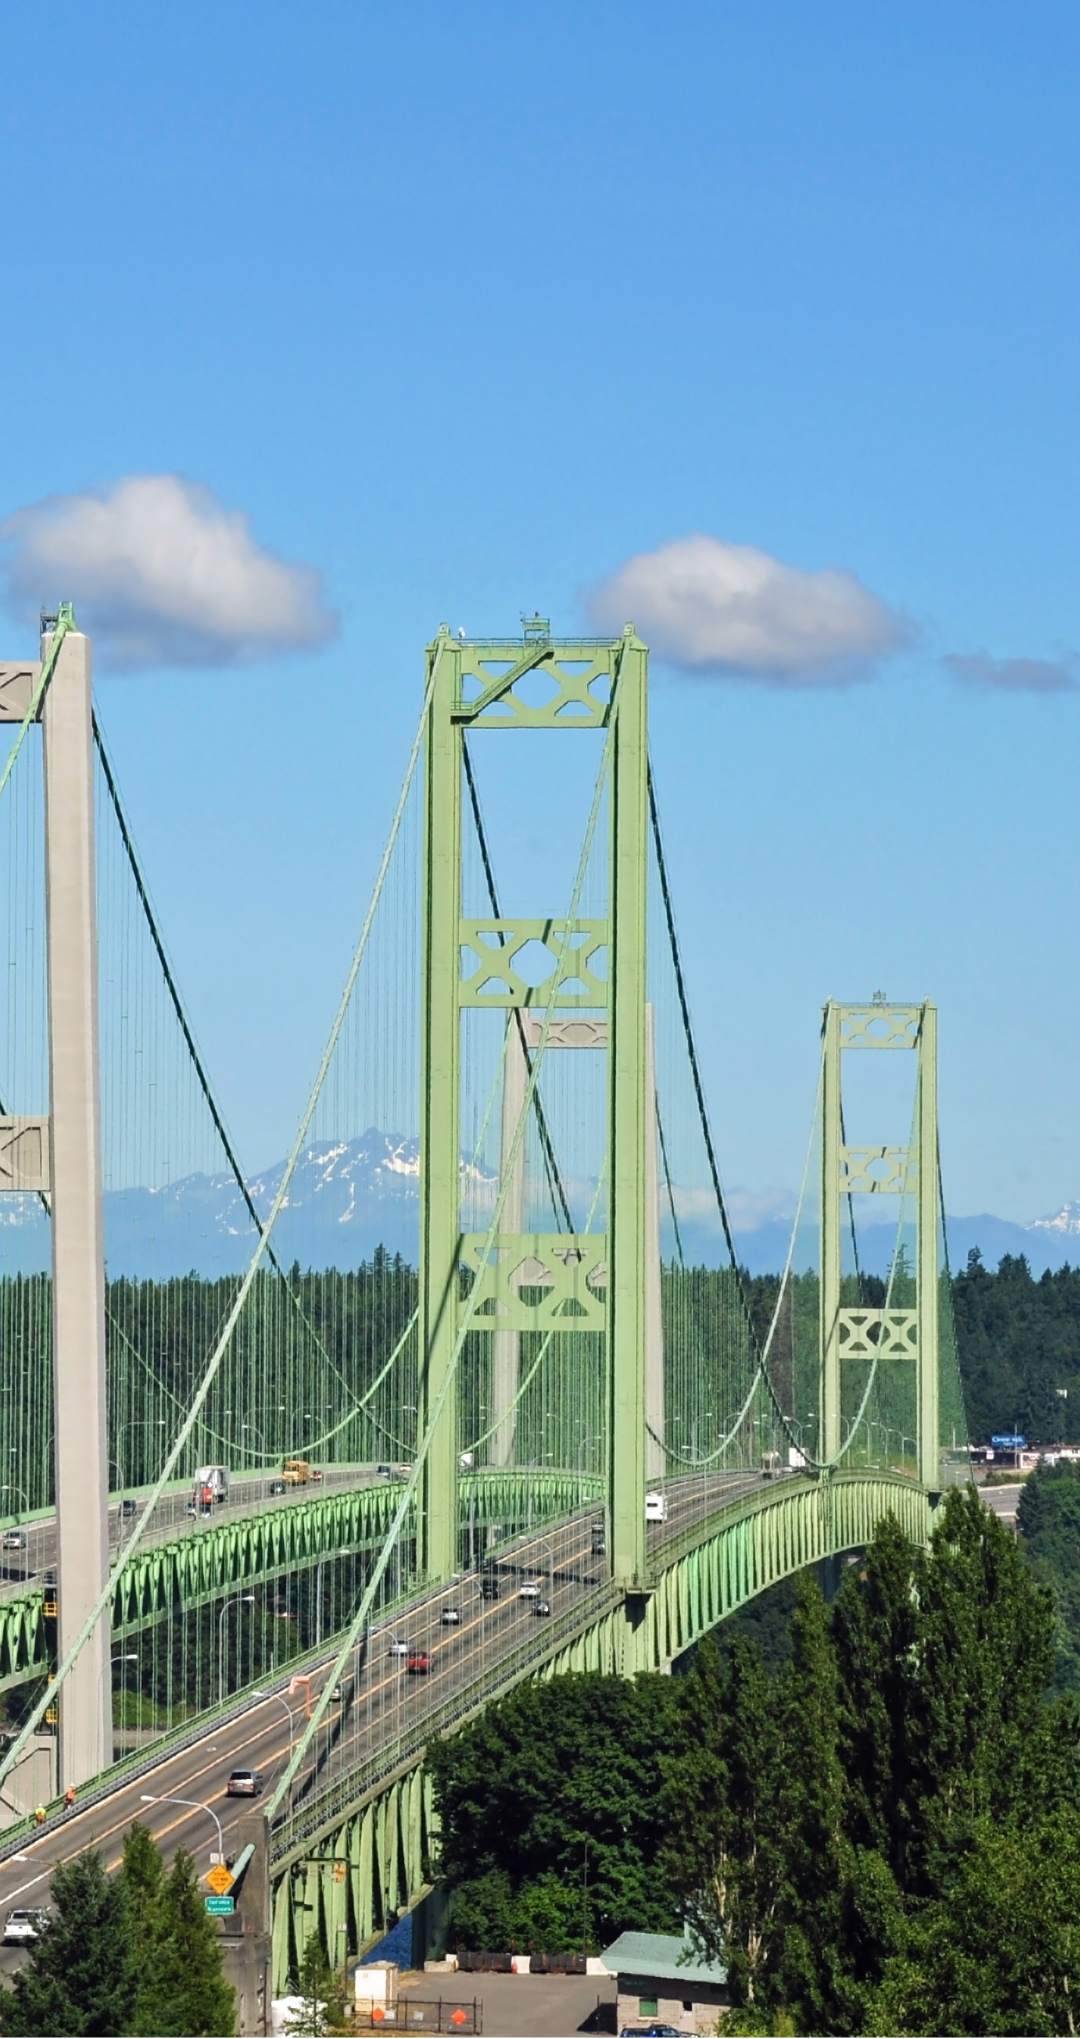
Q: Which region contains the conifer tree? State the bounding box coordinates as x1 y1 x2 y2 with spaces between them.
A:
0 1849 136 2037
771 1574 849 2033
661 1633 783 2007
124 1834 236 2038
286 1932 345 2036
832 1513 922 1879
121 1820 167 1952
906 1485 1057 1889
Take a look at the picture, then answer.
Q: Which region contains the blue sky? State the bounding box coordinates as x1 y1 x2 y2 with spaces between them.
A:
2 1 1080 1227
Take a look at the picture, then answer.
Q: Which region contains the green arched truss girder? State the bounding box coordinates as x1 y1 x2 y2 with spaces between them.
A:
0 1469 603 1684
267 1471 936 1990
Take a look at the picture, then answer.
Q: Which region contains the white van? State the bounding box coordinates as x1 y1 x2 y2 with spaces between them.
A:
645 1491 667 1523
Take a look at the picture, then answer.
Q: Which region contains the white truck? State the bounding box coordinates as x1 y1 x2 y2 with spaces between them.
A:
192 1465 229 1503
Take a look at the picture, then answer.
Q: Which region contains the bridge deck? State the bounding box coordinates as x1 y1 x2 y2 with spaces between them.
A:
0 1468 767 1895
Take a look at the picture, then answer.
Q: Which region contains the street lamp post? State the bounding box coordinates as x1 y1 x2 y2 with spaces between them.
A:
217 1595 256 1706
140 1792 225 1863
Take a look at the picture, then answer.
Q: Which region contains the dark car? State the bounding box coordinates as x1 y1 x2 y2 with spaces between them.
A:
268 1478 286 1496
120 1498 138 1518
480 1574 500 1600
225 1768 264 1797
620 2027 684 2037
533 1598 552 1617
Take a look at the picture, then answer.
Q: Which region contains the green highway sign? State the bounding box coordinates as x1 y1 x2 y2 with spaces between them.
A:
204 1895 235 1916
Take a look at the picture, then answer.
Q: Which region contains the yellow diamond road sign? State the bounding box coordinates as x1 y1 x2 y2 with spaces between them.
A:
206 1865 234 1896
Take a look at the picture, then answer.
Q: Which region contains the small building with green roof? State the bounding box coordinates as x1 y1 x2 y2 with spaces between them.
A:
600 1930 729 2035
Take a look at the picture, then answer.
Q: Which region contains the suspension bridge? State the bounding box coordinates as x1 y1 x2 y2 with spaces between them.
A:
0 611 966 2028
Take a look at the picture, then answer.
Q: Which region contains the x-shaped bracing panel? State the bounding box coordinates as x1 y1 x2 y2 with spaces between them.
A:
460 1233 608 1331
838 1309 918 1360
840 1145 917 1195
459 919 608 1008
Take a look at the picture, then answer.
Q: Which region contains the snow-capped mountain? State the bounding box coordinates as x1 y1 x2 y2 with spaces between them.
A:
4 1128 1080 1282
1028 1201 1080 1238
0 1131 435 1280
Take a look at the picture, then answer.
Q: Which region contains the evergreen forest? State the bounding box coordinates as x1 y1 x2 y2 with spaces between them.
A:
429 1492 1080 2035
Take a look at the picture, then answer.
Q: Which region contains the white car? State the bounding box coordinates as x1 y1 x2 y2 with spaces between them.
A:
387 1638 410 1657
441 1606 461 1625
3 1909 48 1945
2 1530 26 1551
645 1491 668 1522
518 1581 541 1600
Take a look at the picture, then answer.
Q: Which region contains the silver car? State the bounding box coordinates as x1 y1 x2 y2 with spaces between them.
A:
3 1909 48 1945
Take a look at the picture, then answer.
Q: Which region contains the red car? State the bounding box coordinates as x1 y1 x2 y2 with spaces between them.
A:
407 1651 431 1675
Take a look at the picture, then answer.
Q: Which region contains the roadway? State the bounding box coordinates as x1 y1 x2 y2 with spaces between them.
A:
0 1466 766 1944
979 1480 1024 1527
0 1464 384 1605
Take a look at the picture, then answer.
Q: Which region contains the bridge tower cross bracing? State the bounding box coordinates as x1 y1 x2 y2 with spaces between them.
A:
819 998 941 1491
417 621 653 1592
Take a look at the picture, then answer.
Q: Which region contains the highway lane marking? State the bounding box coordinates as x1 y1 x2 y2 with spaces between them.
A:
0 1508 623 1894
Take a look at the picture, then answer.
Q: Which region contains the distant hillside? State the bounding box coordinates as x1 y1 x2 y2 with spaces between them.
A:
0 1125 1077 1284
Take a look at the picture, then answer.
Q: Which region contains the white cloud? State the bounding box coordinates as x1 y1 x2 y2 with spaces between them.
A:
587 532 908 685
943 650 1076 694
0 474 338 669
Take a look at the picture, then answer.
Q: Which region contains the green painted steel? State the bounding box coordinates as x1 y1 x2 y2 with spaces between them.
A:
820 1000 942 1483
0 1594 46 1693
419 629 463 1585
417 624 654 1596
916 1003 940 1488
0 1471 602 1687
271 1766 438 1989
267 1469 934 1989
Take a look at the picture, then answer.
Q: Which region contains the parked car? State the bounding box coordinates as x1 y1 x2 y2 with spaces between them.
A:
620 2026 683 2037
3 1909 48 1945
225 1768 263 1797
533 1599 552 1617
407 1651 431 1675
441 1606 461 1625
2 1530 26 1551
518 1580 541 1600
387 1638 410 1657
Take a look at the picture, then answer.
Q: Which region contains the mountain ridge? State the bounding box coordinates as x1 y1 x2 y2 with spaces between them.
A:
0 1130 1074 1280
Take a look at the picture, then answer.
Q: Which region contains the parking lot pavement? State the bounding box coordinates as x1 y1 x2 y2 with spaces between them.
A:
397 1974 616 2037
